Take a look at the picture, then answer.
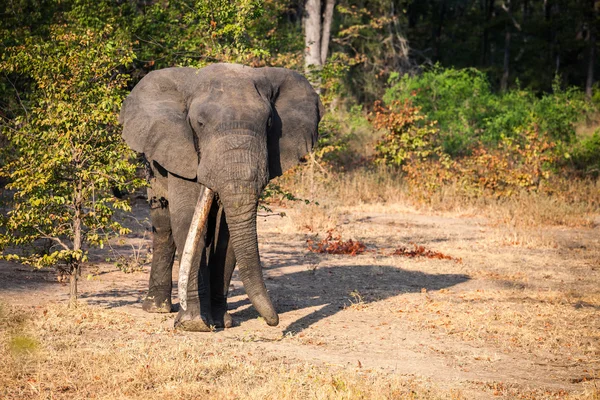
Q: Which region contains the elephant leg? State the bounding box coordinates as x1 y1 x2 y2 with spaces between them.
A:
142 201 176 313
209 203 236 328
143 164 175 313
169 173 213 332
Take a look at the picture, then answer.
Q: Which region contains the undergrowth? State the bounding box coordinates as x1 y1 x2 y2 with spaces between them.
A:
271 67 600 232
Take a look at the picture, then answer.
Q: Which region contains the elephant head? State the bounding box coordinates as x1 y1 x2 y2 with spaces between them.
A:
120 64 323 326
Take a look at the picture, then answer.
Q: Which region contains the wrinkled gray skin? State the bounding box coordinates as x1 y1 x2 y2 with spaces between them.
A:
120 64 322 331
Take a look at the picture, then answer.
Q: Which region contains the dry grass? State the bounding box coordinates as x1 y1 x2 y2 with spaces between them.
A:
279 165 407 208
2 169 599 398
285 202 342 233
0 302 461 400
277 166 408 233
388 288 600 362
575 112 600 138
276 163 599 247
261 163 600 398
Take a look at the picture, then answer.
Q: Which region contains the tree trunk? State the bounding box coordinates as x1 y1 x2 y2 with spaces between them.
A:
586 31 595 100
500 0 512 92
481 0 494 66
320 0 335 64
70 179 83 308
434 0 447 62
303 0 335 92
501 28 511 91
546 0 560 77
304 0 322 69
586 5 596 100
69 263 79 309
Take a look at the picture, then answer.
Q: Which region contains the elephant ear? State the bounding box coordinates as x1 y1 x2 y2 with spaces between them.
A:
120 68 199 180
265 68 324 179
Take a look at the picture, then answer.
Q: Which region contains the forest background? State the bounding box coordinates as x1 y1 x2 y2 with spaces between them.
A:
0 0 599 287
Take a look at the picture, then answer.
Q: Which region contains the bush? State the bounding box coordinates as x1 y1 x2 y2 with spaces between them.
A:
383 67 592 156
313 105 373 170
371 100 441 167
384 66 495 155
569 131 600 178
372 97 568 201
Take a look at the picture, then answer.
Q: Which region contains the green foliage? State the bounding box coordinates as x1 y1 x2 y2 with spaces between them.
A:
314 114 352 167
0 24 144 269
384 67 593 156
385 67 498 154
319 53 351 105
372 97 564 200
131 0 291 69
313 105 372 169
333 0 413 103
259 182 316 213
372 69 599 200
569 131 600 178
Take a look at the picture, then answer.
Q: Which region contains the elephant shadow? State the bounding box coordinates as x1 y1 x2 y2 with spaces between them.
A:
79 287 146 309
225 245 470 334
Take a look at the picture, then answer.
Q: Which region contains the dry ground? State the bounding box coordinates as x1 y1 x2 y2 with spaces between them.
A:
0 199 599 399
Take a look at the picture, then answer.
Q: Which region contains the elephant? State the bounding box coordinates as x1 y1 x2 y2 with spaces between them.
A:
119 63 323 331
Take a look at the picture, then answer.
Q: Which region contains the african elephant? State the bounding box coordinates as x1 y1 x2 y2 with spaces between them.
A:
120 63 323 331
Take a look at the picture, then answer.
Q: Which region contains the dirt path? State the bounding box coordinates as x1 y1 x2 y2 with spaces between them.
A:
1 200 598 398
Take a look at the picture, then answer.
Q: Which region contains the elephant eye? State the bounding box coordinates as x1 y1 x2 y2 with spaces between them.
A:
267 116 272 129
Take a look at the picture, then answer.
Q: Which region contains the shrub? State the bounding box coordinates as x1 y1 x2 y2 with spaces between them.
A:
383 67 592 156
372 97 564 200
568 131 600 178
371 100 441 167
313 105 373 170
384 66 495 154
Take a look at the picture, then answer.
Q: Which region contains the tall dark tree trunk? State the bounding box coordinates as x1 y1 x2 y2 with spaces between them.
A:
586 2 597 100
545 0 561 77
481 0 495 66
501 0 513 91
501 25 511 91
434 0 447 62
586 30 596 100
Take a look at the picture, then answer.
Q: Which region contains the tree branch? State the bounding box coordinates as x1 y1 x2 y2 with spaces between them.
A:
34 228 70 251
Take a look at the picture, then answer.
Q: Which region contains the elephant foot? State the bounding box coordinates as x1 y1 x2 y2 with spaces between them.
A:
212 308 233 329
174 300 213 332
211 296 233 329
142 292 172 313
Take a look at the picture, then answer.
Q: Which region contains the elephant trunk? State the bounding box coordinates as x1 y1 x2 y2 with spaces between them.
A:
191 130 278 326
219 191 279 326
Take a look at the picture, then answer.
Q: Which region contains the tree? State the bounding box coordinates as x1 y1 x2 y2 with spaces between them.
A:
585 0 599 100
0 24 144 307
333 0 414 103
303 0 336 90
131 0 283 70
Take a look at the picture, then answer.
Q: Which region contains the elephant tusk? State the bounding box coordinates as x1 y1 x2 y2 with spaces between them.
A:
178 186 214 311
